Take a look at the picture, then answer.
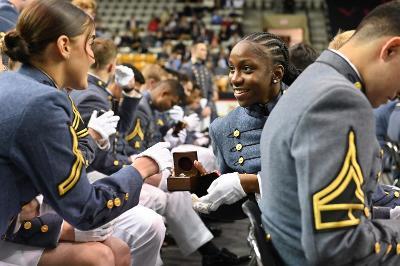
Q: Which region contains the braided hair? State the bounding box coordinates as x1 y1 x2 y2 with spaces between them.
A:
242 32 300 86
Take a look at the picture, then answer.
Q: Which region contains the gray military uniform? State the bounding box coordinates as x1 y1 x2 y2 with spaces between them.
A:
210 94 281 175
259 50 398 265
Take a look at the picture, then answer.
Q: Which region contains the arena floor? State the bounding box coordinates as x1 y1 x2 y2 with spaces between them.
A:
162 218 251 266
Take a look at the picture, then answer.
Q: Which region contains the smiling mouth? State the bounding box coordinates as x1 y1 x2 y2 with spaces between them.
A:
233 88 250 95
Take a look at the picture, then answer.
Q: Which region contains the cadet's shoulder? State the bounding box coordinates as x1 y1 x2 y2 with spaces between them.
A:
0 72 67 101
70 84 106 104
2 72 70 116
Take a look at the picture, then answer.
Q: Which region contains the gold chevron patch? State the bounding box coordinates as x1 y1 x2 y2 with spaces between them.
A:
156 119 164 126
68 95 89 139
313 130 365 230
58 126 85 196
125 119 144 142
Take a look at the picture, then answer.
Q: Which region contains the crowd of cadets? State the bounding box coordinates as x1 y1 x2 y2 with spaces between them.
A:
4 0 400 266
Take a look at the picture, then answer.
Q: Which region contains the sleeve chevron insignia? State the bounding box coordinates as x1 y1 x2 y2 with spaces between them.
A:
125 119 144 142
313 130 366 230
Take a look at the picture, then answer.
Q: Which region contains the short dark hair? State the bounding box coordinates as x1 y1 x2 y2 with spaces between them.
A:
355 1 400 41
162 79 186 105
3 0 94 64
289 43 318 72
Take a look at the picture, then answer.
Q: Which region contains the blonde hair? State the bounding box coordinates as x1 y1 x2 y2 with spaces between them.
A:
141 64 168 83
328 30 355 50
71 0 97 11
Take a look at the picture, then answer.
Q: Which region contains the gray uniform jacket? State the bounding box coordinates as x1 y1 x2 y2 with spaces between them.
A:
0 0 17 32
259 50 397 265
0 69 143 236
125 92 164 153
180 60 218 120
70 74 141 174
210 94 281 175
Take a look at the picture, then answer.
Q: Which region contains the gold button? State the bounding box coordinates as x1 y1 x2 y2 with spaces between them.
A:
23 221 32 230
397 243 400 255
125 193 129 200
387 244 393 255
375 242 381 254
114 160 119 166
233 130 240 138
354 81 362 89
380 149 384 159
41 225 49 233
266 233 271 241
238 157 244 165
364 207 370 218
114 198 121 207
236 143 242 151
108 96 112 100
395 191 400 198
107 200 114 209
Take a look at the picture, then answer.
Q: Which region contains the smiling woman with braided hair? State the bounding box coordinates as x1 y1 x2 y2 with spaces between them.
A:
193 32 300 214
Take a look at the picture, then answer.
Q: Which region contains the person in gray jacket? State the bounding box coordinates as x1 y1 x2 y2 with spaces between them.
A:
259 2 400 265
0 1 171 264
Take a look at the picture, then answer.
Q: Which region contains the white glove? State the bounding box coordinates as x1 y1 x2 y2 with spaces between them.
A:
74 221 115 242
136 142 173 172
115 65 135 87
183 113 200 132
88 110 120 140
390 206 400 219
195 172 246 212
168 105 184 122
164 128 187 148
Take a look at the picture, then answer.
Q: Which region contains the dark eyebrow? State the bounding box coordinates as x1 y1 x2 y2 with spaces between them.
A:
229 58 257 66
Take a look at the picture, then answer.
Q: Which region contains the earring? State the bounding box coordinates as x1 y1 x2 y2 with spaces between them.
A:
272 79 278 84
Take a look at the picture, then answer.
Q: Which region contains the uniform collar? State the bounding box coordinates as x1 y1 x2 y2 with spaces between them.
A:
18 64 58 88
245 85 286 117
143 91 153 105
87 73 112 96
317 50 364 92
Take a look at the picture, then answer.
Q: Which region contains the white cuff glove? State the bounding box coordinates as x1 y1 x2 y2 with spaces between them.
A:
168 105 184 122
193 172 246 213
158 168 172 192
164 128 187 148
183 113 200 132
88 110 120 140
136 142 173 172
74 221 115 242
115 65 135 87
390 206 400 219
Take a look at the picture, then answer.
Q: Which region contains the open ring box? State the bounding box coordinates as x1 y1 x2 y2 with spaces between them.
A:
167 151 219 196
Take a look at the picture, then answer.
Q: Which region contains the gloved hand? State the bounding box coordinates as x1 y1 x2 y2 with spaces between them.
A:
88 110 120 140
164 128 187 148
136 142 173 172
183 113 200 132
115 65 135 88
74 220 115 242
390 206 400 219
168 105 184 122
194 172 246 213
